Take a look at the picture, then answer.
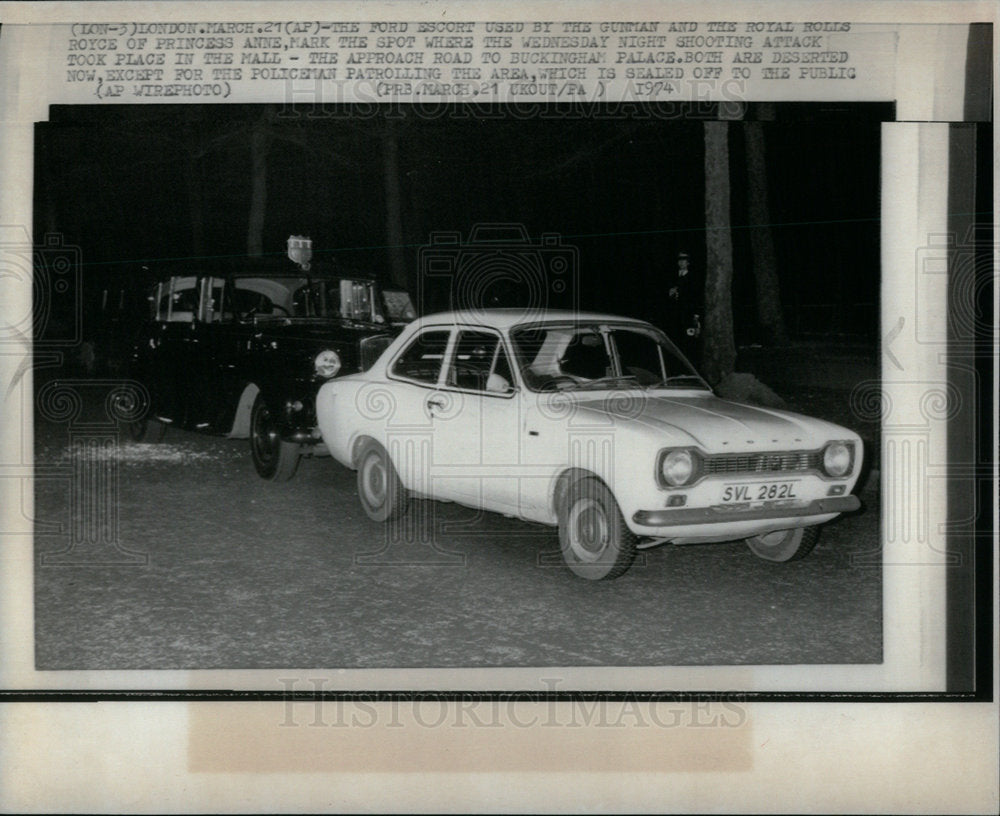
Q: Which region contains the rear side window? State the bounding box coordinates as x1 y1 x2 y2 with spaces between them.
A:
390 330 451 385
155 277 199 322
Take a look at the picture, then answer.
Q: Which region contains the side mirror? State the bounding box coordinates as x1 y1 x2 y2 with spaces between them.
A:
486 373 513 394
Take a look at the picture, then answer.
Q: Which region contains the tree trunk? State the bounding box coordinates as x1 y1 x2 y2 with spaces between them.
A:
246 113 270 257
185 153 204 259
701 121 737 385
381 120 408 288
745 122 789 344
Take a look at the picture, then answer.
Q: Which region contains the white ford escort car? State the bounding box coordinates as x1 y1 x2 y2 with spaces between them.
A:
315 309 863 580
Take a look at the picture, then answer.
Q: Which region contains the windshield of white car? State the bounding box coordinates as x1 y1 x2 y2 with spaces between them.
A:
510 324 708 392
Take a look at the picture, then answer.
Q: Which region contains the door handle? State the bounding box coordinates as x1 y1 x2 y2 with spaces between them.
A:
426 397 445 410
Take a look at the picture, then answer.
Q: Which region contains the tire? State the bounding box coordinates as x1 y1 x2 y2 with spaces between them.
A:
356 441 409 522
250 394 301 481
126 417 166 443
745 525 821 562
558 477 638 580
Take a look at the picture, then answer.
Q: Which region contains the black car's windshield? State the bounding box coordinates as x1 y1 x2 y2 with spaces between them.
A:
382 288 417 324
510 323 708 392
233 276 384 322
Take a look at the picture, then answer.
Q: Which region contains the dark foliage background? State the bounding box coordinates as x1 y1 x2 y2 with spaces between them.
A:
35 102 885 346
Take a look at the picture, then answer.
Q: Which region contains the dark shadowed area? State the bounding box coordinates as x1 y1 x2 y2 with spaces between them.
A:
36 102 884 347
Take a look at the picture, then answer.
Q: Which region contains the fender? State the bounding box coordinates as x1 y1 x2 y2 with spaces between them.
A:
550 467 610 524
227 382 259 438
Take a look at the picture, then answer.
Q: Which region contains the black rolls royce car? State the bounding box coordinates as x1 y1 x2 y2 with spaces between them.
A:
127 249 416 480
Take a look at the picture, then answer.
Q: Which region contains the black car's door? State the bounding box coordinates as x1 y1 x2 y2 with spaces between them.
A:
187 276 248 431
143 276 200 425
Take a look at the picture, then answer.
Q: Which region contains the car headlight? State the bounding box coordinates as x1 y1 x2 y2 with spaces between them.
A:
314 349 342 379
822 441 854 477
660 449 695 487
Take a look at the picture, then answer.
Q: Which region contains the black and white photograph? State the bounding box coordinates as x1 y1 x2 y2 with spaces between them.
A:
0 1 996 813
30 101 888 669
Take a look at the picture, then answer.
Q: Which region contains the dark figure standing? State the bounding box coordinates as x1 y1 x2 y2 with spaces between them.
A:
667 251 703 364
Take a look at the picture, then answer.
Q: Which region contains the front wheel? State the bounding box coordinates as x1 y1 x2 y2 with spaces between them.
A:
250 394 301 481
558 478 637 580
356 441 409 522
745 525 820 562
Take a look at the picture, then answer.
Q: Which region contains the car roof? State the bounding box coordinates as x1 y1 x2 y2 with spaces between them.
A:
146 256 378 281
413 308 654 331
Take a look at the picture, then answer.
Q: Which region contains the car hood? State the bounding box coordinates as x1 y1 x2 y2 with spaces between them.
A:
254 321 394 376
570 392 848 450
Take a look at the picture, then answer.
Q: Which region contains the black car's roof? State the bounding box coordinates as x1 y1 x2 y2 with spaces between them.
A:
147 255 378 282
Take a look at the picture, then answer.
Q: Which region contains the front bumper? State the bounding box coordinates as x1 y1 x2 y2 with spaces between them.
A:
632 495 861 527
276 383 321 438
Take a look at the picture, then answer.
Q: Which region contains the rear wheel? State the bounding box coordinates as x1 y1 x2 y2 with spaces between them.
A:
745 525 821 562
250 394 301 481
558 478 637 580
356 441 409 522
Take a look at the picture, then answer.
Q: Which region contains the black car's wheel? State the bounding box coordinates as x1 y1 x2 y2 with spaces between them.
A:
126 417 166 443
558 477 637 580
745 525 821 562
250 394 300 481
356 441 409 522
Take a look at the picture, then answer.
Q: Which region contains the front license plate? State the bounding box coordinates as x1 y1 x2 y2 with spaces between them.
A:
721 481 799 503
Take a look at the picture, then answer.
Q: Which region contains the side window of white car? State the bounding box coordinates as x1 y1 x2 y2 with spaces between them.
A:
446 330 515 394
488 344 515 394
390 329 451 385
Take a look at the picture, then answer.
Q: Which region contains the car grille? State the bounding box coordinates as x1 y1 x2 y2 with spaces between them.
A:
703 451 822 475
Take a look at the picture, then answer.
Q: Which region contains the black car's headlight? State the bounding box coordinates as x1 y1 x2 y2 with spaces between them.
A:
657 448 699 487
822 441 855 477
314 349 342 379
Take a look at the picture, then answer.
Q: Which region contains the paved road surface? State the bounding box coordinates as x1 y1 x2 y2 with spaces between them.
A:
33 398 882 670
